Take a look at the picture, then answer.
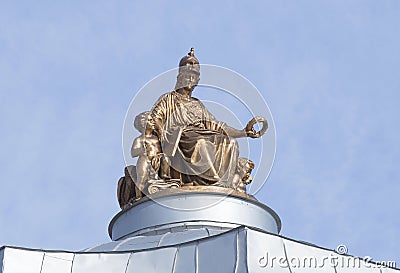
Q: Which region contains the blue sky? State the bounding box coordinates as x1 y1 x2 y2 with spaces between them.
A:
0 0 399 265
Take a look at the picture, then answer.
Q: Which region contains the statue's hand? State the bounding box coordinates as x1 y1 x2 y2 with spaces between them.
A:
245 116 268 138
246 128 260 138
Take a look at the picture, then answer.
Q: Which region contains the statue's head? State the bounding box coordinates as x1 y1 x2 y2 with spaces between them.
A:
175 48 200 91
134 111 154 132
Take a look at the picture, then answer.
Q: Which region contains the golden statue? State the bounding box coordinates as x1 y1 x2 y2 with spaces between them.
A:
117 48 268 208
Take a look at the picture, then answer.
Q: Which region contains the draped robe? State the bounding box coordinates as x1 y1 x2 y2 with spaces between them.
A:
151 91 239 185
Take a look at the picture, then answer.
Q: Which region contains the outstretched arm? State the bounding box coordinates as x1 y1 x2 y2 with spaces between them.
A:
221 123 261 138
220 124 248 138
200 101 262 139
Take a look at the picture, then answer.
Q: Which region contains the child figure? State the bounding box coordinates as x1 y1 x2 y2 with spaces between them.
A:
131 111 171 199
232 158 255 193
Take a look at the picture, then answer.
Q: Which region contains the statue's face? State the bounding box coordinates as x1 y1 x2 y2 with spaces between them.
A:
137 113 155 132
178 71 200 91
245 162 254 173
145 114 156 130
237 160 254 178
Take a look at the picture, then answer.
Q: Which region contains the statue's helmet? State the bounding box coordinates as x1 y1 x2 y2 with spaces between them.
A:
178 48 200 76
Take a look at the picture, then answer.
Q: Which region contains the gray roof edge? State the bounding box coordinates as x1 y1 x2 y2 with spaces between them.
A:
1 227 398 271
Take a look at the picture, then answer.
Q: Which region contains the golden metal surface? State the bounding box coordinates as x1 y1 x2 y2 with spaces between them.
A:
117 49 268 207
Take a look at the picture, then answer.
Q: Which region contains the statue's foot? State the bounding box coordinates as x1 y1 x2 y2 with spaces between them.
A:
162 176 172 182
